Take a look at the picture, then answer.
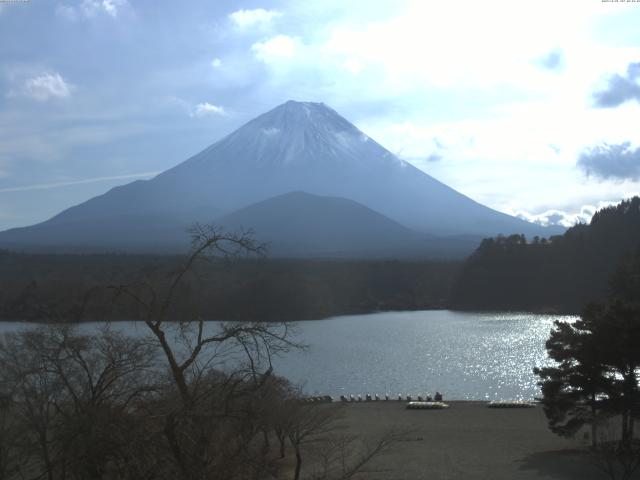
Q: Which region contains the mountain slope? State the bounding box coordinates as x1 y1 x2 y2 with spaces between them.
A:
0 100 557 254
136 100 549 236
215 191 477 258
0 211 205 253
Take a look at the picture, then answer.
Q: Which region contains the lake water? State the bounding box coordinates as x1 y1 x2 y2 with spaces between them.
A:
0 310 576 400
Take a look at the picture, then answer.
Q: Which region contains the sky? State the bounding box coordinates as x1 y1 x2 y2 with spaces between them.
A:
1 0 640 231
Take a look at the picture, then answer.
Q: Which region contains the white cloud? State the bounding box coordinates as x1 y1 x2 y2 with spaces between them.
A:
356 89 640 221
317 0 637 91
5 0 640 230
81 0 126 18
514 199 627 228
56 0 128 20
239 1 640 219
19 72 73 101
251 35 299 63
192 102 227 117
245 0 639 112
163 97 227 118
515 208 593 228
228 8 281 28
100 0 123 17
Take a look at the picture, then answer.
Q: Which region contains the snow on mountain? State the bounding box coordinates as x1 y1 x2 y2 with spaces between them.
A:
0 100 558 255
151 100 550 236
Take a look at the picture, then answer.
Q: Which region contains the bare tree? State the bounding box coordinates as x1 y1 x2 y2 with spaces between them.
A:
287 402 335 480
110 225 301 480
0 224 399 480
0 325 159 480
0 388 24 480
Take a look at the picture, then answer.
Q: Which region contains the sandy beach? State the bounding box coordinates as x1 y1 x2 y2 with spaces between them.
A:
327 401 627 480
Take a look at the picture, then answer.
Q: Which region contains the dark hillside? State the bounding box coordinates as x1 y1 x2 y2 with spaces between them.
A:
450 197 640 313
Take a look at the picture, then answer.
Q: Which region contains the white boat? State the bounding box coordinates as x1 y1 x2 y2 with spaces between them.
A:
406 401 449 410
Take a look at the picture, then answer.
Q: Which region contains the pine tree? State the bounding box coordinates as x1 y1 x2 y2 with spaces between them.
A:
535 251 640 450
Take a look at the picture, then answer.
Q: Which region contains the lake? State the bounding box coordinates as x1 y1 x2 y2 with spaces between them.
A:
0 310 576 400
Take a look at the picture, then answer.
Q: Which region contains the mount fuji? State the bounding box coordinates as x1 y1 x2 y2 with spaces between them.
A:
0 100 558 257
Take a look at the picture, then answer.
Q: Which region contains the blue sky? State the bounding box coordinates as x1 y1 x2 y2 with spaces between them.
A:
1 0 640 231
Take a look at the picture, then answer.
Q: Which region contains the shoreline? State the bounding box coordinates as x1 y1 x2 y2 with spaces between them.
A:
329 399 540 404
0 307 581 323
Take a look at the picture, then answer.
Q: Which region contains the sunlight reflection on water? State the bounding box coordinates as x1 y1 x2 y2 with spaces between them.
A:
270 310 578 400
0 310 578 400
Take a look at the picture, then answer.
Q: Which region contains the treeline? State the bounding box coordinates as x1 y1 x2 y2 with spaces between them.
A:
9 196 639 320
450 197 640 313
0 250 460 322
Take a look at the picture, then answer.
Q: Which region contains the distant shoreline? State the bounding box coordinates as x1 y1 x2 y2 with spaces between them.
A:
0 306 580 323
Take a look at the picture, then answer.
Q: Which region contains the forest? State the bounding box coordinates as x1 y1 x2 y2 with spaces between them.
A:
0 248 459 322
450 197 640 313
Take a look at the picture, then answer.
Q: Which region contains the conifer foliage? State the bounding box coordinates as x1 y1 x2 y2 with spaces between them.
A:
535 251 640 478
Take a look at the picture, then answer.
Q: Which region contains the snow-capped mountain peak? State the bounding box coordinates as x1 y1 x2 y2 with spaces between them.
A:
178 100 396 170
0 100 557 254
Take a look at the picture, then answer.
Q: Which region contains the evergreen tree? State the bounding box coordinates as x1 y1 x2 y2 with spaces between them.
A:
535 252 640 450
451 196 640 312
534 311 611 446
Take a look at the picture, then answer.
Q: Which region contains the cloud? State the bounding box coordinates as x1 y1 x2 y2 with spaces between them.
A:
56 0 128 20
0 172 160 194
100 0 125 17
593 62 640 108
163 98 227 118
17 72 73 101
515 198 625 228
228 8 281 28
537 49 564 71
211 58 222 68
515 208 593 228
577 142 640 181
192 102 227 117
251 35 299 63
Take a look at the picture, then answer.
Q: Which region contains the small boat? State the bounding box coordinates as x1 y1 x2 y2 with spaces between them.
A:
406 401 449 410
